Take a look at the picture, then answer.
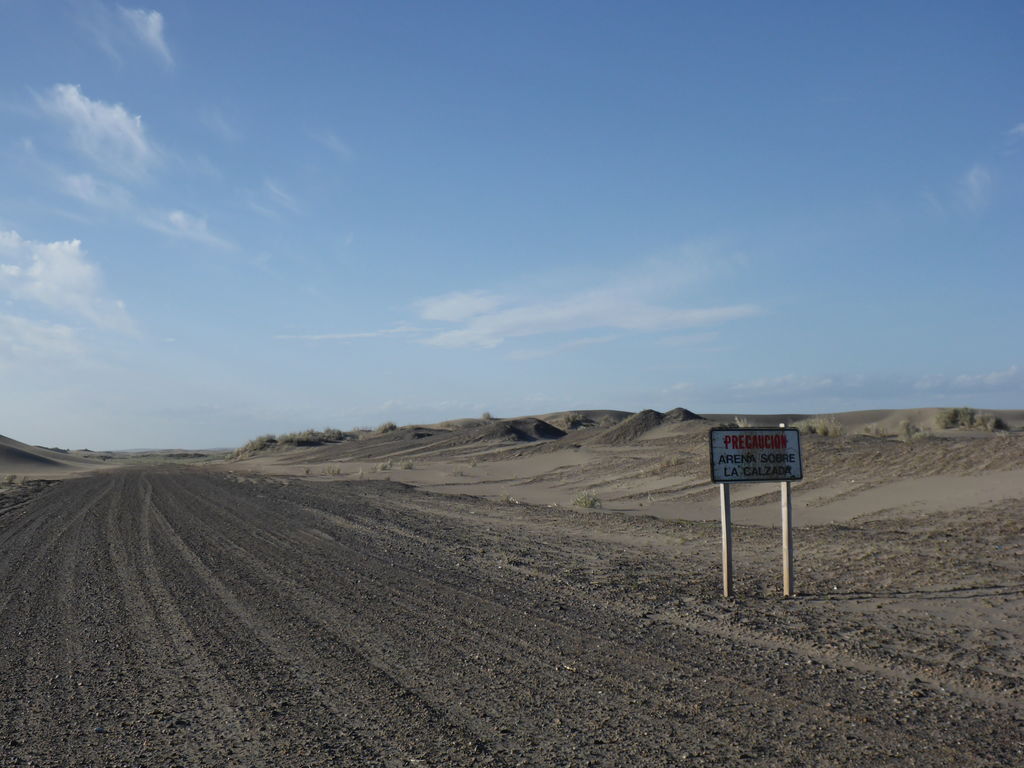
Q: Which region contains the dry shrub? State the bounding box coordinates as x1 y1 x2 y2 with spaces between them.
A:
976 413 1008 432
898 419 920 442
936 407 976 429
573 490 601 509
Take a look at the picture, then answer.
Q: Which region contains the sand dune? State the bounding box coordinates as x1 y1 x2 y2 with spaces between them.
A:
0 434 106 479
212 406 1024 530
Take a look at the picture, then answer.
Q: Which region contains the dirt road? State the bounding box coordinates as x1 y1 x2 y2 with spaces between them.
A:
1 469 1020 766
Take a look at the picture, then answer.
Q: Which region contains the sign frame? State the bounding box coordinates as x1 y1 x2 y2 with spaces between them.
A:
709 425 803 598
708 427 803 484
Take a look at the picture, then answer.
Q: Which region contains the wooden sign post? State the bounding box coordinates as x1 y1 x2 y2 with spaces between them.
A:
720 483 733 597
781 479 793 597
709 426 803 598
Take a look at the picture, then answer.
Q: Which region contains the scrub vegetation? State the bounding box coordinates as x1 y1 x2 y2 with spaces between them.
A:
936 407 1007 431
232 428 349 457
794 416 845 437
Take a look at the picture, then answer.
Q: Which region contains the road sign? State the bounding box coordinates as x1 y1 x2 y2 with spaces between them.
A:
709 428 802 484
709 426 803 598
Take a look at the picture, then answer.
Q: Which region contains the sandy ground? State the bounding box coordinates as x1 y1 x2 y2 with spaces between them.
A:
1 407 1022 765
1 469 1021 766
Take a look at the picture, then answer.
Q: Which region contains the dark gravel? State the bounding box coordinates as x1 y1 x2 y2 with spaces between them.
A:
0 468 1020 767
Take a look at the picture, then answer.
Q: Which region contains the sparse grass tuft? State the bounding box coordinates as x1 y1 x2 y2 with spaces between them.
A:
652 455 685 474
375 458 393 472
733 416 753 428
500 494 520 505
573 490 602 509
481 411 493 421
399 459 414 470
376 421 398 433
795 416 845 437
2 474 17 486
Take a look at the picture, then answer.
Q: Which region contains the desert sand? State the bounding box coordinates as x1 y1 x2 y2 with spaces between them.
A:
1 407 1022 765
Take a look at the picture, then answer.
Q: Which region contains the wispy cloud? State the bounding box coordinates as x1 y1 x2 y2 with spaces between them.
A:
315 131 353 160
144 210 234 249
245 180 300 218
59 172 132 209
277 252 756 351
38 84 156 178
960 164 991 211
416 291 504 323
658 331 719 346
119 8 173 67
506 334 621 361
264 181 298 212
916 366 1020 392
418 283 758 348
274 326 421 342
731 374 838 394
201 108 240 141
0 229 133 332
80 3 173 67
1009 123 1024 138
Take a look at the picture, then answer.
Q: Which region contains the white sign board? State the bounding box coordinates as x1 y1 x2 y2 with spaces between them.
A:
709 428 802 483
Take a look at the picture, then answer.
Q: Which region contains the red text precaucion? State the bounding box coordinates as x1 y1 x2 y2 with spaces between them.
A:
722 433 789 450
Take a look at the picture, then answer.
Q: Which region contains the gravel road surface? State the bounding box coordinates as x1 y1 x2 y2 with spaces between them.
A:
1 469 1020 766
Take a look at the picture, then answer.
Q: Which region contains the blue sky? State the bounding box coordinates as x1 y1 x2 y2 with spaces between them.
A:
1 1 1022 448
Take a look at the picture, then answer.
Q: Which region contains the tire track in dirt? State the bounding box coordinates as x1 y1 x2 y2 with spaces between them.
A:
153 472 1017 766
2 468 1021 767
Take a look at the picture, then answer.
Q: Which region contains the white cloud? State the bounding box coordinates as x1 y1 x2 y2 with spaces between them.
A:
144 210 234 249
0 314 81 366
39 84 155 178
0 230 132 332
1009 123 1024 138
419 284 757 348
960 164 991 211
59 173 132 209
119 8 173 66
416 291 504 323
